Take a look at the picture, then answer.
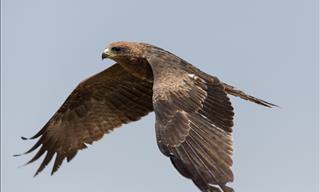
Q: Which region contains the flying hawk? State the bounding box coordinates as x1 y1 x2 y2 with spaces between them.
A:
18 41 276 192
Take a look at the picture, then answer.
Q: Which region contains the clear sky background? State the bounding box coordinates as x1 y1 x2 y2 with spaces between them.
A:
1 0 319 192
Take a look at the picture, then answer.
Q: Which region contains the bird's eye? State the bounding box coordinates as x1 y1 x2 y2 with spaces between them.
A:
111 47 123 52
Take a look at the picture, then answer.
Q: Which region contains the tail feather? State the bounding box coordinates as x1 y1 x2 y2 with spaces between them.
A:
222 83 277 108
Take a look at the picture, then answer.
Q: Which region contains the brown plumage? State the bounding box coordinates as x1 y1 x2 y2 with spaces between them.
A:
17 41 276 192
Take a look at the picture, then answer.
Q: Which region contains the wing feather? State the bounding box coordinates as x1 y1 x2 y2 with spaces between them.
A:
147 55 234 192
19 63 153 175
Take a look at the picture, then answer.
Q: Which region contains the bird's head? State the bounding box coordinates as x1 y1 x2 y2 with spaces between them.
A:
102 41 146 62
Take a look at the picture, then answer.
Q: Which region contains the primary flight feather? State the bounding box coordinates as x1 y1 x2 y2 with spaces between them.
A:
18 41 276 192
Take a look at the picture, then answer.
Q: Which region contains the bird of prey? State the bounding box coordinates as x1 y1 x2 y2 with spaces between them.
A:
17 41 276 192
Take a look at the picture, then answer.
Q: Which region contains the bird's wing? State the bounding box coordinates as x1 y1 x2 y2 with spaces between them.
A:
147 55 234 192
19 63 153 176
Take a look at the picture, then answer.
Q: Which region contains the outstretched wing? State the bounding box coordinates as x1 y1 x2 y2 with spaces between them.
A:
18 63 153 176
147 55 234 192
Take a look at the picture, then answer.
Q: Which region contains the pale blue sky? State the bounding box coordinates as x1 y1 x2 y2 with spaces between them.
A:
2 0 319 192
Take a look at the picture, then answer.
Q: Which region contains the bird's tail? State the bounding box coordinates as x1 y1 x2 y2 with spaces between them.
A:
222 83 277 108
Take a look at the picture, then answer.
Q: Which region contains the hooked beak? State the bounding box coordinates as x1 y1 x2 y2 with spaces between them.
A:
101 48 109 60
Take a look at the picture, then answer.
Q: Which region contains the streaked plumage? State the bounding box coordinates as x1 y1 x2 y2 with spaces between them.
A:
17 41 276 192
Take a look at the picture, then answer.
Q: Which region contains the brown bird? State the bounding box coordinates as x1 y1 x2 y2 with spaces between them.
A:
17 41 276 192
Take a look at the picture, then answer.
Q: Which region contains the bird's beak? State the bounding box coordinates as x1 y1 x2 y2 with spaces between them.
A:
101 48 109 60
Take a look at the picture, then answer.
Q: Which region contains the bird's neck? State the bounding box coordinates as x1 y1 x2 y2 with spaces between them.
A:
118 58 154 83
